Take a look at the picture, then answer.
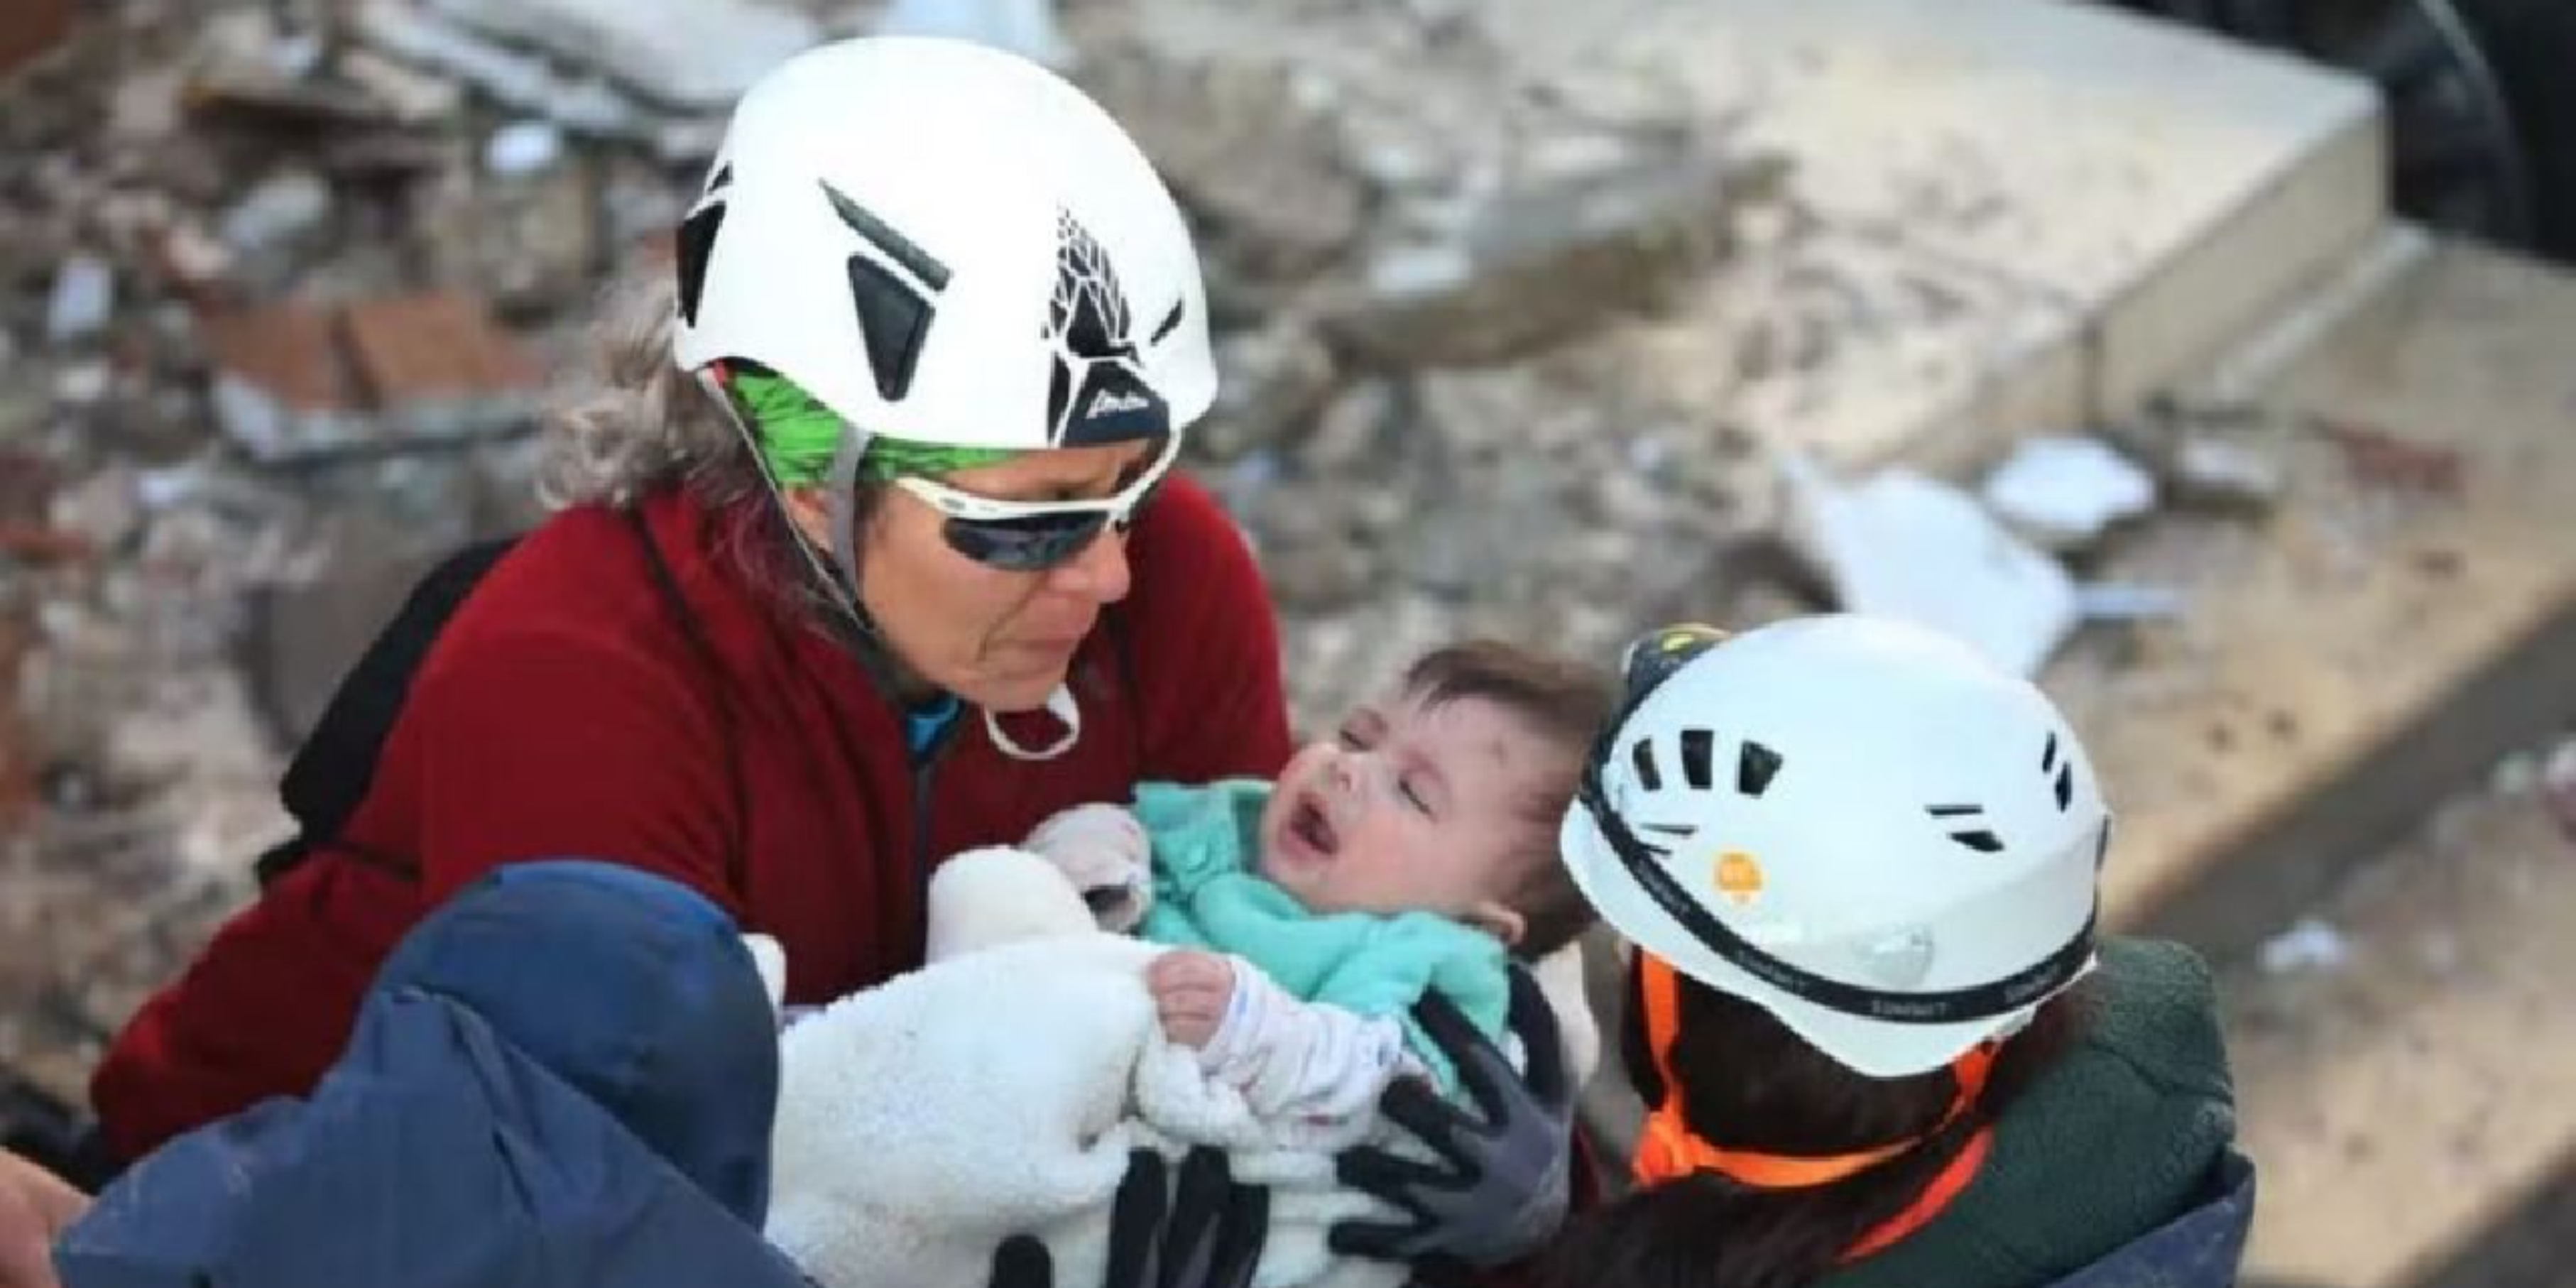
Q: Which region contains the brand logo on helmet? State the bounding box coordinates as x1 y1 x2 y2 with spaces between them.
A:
1085 388 1152 420
1713 851 1764 906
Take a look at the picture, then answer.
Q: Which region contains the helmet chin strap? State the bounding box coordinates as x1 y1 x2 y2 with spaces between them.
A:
985 684 1081 761
820 424 870 609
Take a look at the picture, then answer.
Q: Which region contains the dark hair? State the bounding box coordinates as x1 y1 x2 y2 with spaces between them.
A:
1536 961 2088 1288
1400 640 1615 960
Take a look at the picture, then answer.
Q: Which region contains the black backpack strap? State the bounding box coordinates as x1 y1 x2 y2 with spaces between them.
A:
254 537 519 888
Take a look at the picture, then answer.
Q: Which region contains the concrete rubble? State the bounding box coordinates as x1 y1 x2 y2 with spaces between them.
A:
1980 434 2157 552
1782 455 2079 678
0 0 2502 1117
0 0 1860 1086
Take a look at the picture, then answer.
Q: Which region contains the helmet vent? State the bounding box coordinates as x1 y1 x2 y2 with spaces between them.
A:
1635 820 1696 858
845 257 934 401
821 180 951 292
2041 731 2059 772
1679 728 1715 789
2053 764 2075 811
1928 804 2005 853
674 202 726 327
1630 739 1662 792
819 180 950 403
1737 741 1782 797
1150 298 1184 344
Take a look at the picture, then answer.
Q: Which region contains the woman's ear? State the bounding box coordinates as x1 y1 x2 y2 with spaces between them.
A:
778 484 832 550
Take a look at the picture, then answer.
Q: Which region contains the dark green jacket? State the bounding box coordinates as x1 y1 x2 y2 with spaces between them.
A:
1822 938 2253 1288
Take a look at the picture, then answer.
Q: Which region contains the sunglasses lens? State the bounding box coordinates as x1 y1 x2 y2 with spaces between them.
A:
943 511 1112 572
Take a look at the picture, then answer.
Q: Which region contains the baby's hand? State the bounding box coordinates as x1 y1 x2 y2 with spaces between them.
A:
1147 949 1237 1048
1025 802 1152 932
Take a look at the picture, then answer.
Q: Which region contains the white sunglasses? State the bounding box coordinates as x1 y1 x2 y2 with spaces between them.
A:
893 432 1182 571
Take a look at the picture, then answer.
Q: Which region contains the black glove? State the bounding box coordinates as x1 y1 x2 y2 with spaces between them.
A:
987 1147 1267 1288
1329 966 1573 1271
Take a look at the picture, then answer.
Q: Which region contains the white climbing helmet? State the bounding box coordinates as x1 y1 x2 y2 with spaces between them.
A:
671 36 1216 456
1561 616 2109 1079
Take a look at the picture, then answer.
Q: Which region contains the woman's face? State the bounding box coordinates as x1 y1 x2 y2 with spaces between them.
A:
789 441 1153 711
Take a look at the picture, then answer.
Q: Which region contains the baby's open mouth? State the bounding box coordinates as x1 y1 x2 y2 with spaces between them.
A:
1291 794 1338 858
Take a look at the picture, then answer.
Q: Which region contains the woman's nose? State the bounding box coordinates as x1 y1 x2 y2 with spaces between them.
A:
1044 528 1134 604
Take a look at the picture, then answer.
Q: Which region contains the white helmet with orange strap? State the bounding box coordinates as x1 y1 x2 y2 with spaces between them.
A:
1561 616 2109 1081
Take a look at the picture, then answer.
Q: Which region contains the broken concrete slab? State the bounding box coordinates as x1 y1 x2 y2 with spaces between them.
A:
341 292 540 437
1093 58 1366 288
1980 434 2158 551
1617 222 2094 471
1255 0 2385 469
1637 0 2384 427
1324 148 1732 368
2170 435 2288 513
349 0 650 139
1782 454 2078 677
198 292 540 461
415 160 602 317
2046 236 2576 961
199 302 369 460
420 0 818 111
2226 774 2576 1288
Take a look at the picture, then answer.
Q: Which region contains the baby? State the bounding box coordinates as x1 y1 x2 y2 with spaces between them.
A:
1025 640 1612 1142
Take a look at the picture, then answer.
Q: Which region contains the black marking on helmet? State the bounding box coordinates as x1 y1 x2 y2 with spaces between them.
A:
674 202 726 327
2054 763 2075 811
1630 740 1661 792
1046 209 1167 447
1150 298 1184 344
1737 741 1782 797
845 257 934 402
1679 728 1715 790
2041 731 2059 773
821 180 949 290
819 180 950 402
1052 212 1130 358
704 163 733 196
1930 804 2004 853
1047 359 1073 435
1641 821 1698 839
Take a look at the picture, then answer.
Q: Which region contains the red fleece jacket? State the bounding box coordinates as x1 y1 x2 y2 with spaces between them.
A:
92 474 1292 1160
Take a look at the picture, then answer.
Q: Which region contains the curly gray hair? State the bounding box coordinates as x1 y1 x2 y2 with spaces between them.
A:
537 273 762 512
537 273 871 628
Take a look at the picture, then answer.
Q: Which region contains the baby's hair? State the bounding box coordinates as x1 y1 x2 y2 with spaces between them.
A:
1401 641 1615 959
